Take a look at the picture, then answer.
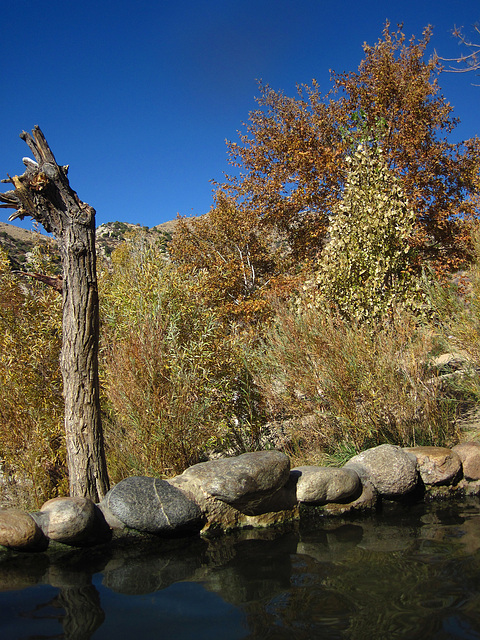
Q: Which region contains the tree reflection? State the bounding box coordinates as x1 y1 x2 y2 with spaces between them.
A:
19 583 104 640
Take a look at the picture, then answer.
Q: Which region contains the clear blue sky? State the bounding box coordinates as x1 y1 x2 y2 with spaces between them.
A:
0 0 478 231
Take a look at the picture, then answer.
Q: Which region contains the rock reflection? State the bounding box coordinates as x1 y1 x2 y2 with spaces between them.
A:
0 551 108 640
0 552 49 592
102 537 208 594
198 529 298 605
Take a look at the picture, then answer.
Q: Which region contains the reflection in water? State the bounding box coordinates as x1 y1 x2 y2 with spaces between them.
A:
18 584 104 640
1 499 480 638
56 585 104 639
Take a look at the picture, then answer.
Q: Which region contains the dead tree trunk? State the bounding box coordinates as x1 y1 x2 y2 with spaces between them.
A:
0 126 110 501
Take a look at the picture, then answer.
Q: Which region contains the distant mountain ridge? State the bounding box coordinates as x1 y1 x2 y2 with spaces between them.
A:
0 219 178 270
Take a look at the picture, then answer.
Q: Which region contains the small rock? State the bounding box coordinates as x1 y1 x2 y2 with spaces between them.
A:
172 451 290 508
454 477 480 496
452 442 480 480
292 466 360 504
0 508 47 551
404 446 462 486
100 477 203 535
345 444 418 497
432 352 468 372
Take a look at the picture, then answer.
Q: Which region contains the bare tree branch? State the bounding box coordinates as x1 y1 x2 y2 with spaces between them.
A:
437 24 480 85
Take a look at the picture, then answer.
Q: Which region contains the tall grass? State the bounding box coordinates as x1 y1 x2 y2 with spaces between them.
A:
251 303 458 464
421 224 480 432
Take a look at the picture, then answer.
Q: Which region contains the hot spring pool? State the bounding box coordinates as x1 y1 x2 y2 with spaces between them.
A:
1 498 480 639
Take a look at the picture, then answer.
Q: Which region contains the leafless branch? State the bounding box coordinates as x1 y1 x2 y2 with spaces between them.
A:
437 24 480 85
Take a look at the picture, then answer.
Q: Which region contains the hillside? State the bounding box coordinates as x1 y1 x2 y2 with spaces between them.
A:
0 219 178 269
0 221 52 270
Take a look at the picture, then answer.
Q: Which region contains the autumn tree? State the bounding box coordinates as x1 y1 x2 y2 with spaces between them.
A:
332 23 480 272
170 191 281 324
173 22 480 309
0 127 109 501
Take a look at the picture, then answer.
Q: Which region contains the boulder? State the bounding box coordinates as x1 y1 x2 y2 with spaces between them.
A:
321 479 378 516
171 451 290 509
345 444 418 498
292 466 360 504
0 508 48 551
170 451 297 533
404 446 462 486
100 477 203 535
452 442 480 481
32 497 110 546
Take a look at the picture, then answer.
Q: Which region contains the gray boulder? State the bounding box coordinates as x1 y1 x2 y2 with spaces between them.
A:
345 444 418 497
171 450 290 509
452 442 480 481
404 446 462 486
0 508 48 551
100 477 203 535
292 466 360 504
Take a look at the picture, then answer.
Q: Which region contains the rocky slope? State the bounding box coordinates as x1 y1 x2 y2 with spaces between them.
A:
0 219 177 269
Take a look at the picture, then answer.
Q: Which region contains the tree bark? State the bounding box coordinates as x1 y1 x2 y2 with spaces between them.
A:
0 126 109 501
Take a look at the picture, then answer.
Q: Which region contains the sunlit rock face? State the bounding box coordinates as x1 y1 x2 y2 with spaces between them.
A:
292 466 360 504
453 441 480 481
0 508 47 551
404 446 462 486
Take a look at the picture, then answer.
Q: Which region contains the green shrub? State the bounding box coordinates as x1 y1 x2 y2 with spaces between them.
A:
305 143 421 323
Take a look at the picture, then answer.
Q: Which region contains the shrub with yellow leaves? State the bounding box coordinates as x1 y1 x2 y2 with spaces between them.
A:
305 142 422 323
99 230 246 480
0 246 65 509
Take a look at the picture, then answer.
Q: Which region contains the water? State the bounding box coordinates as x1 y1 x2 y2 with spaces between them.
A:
1 498 480 639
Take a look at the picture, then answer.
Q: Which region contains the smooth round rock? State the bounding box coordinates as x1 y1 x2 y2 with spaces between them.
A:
33 497 99 545
345 444 418 497
100 477 203 534
172 451 290 507
292 466 360 504
452 442 480 480
0 508 47 551
404 446 462 486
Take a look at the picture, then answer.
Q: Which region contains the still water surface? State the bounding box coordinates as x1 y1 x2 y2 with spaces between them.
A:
1 499 480 639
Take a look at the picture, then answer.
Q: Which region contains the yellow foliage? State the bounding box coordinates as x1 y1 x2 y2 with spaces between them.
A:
99 231 244 479
304 143 422 323
0 247 65 508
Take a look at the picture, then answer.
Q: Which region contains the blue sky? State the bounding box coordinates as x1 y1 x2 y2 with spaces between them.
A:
0 0 478 231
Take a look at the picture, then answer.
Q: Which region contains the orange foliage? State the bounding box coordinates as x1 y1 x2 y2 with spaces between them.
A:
169 191 290 324
172 22 480 322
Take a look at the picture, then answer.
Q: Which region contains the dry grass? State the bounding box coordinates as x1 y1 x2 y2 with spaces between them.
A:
251 303 459 463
